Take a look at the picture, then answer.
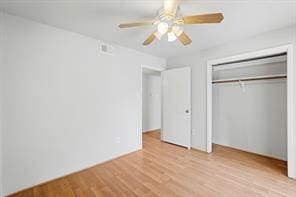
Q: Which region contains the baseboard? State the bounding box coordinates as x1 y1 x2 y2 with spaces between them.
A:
6 148 141 197
212 143 286 162
143 129 161 133
190 147 208 154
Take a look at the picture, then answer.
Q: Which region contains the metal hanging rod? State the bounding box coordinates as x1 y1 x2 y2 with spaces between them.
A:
212 74 287 84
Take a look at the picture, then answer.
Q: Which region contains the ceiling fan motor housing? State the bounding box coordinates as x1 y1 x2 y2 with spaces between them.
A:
157 7 181 23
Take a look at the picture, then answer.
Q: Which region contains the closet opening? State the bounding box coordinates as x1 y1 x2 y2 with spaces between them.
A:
207 45 296 178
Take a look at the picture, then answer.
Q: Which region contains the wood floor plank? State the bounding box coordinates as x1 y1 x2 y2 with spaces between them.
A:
9 131 296 197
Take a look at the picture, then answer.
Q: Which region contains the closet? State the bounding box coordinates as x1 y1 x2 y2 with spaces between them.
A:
212 53 287 161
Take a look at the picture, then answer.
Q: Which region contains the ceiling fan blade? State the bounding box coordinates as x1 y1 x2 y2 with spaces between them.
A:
182 13 224 24
163 0 180 18
143 32 157 46
177 32 192 46
119 20 156 28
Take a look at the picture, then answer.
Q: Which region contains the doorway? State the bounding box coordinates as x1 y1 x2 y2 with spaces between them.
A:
140 65 192 149
142 67 162 140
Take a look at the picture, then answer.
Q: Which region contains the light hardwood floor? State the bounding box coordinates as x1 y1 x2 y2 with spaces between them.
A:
10 131 296 197
143 130 161 139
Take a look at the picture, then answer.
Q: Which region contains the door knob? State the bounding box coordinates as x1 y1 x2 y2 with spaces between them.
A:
185 109 189 113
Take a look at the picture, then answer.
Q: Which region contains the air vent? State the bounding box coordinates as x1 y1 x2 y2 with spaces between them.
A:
99 43 114 55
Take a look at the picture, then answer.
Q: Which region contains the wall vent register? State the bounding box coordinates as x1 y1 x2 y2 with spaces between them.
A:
99 43 114 55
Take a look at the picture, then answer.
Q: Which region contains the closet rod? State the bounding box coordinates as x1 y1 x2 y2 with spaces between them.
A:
212 74 287 84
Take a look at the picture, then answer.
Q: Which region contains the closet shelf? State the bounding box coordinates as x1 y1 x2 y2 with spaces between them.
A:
212 74 287 84
212 55 286 71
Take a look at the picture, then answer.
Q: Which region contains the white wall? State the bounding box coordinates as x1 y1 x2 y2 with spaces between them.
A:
213 61 287 160
167 25 296 151
1 13 166 195
142 73 161 132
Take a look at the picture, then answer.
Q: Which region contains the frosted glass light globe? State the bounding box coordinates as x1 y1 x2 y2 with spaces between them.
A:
172 26 183 36
168 32 177 42
157 22 169 35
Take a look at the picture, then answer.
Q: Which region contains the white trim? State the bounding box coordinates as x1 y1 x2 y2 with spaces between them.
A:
207 63 212 152
207 44 296 178
161 72 164 141
142 64 165 72
287 45 295 178
140 66 143 149
189 67 192 149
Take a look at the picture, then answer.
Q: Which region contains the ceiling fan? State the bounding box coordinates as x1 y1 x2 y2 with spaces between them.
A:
118 0 224 46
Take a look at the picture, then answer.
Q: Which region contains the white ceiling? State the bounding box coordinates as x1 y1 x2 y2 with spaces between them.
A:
1 0 296 58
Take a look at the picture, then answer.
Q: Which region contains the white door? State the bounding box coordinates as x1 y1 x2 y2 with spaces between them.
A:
162 67 191 148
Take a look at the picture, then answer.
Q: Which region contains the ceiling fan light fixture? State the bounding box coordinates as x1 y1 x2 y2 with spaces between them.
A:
119 0 224 46
157 22 169 34
167 31 177 42
172 25 183 37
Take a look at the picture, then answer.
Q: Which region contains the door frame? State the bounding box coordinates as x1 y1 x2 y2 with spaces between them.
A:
206 44 296 178
140 64 165 149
